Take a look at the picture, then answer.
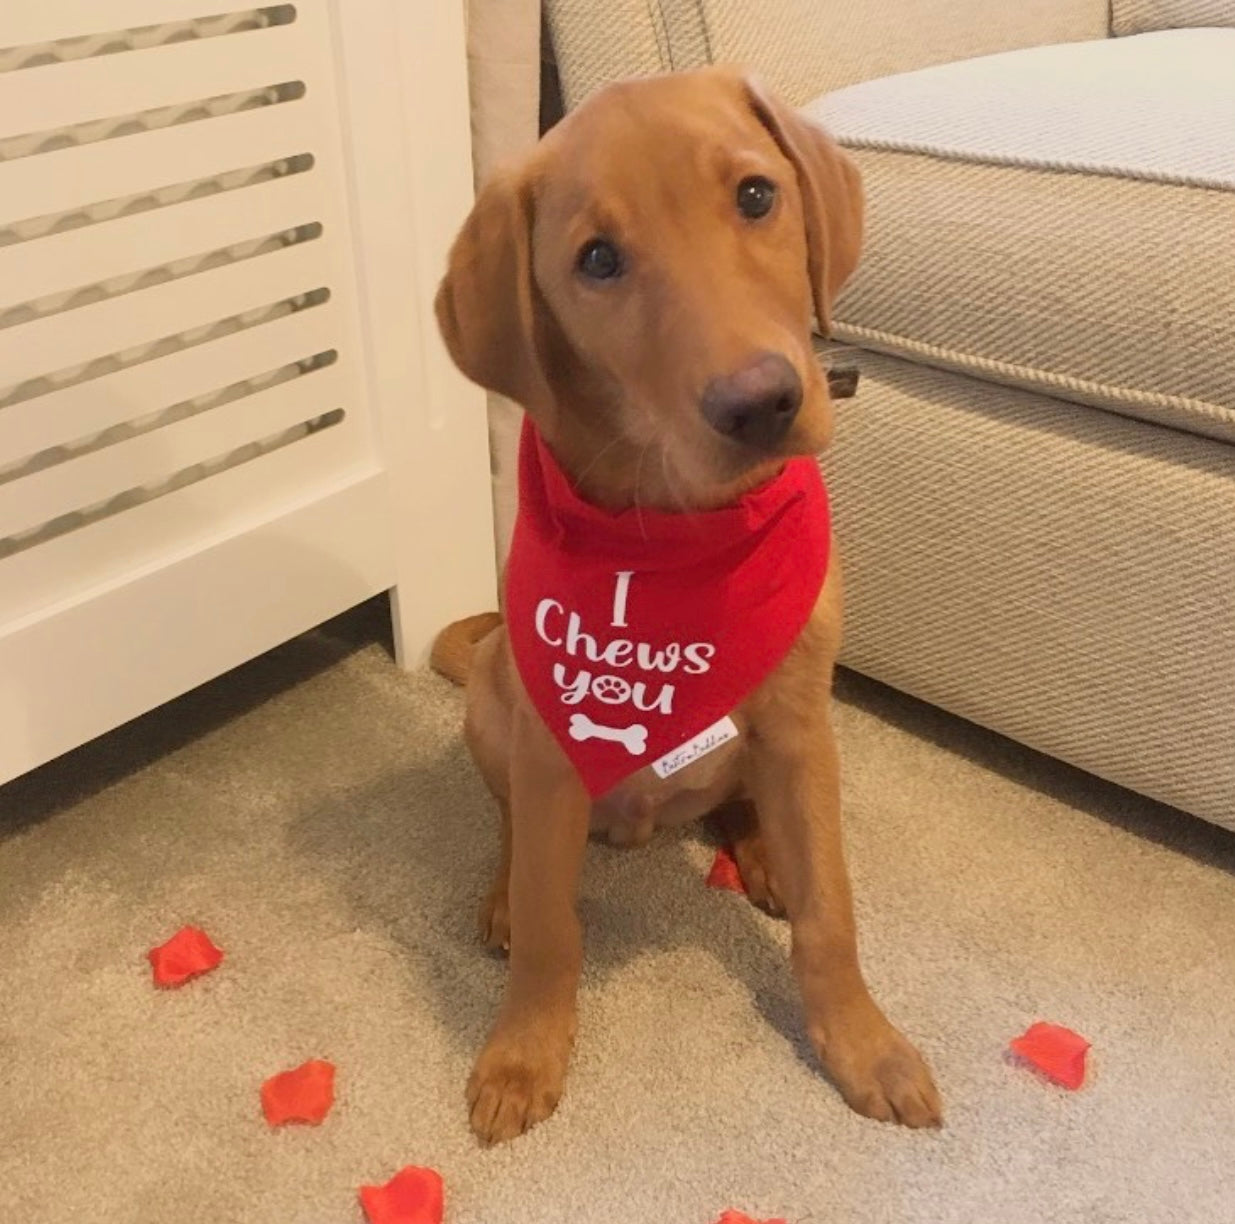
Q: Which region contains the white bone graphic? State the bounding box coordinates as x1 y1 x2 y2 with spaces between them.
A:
568 713 648 756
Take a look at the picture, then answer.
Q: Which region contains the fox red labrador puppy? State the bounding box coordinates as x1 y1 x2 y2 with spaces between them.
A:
433 65 941 1144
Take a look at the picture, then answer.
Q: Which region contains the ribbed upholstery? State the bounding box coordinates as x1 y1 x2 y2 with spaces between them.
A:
545 0 1110 109
809 32 1235 445
1113 0 1235 33
543 0 672 111
693 0 1111 105
821 344 1235 831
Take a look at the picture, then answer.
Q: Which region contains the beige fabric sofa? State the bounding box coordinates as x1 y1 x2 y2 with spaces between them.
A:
471 0 1235 831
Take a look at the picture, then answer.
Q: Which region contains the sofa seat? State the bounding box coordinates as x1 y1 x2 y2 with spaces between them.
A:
807 29 1235 446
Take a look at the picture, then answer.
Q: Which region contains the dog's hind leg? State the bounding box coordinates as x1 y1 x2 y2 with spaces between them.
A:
713 798 785 916
479 798 512 952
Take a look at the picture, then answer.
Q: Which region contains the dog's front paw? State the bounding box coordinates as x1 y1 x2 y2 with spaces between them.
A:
818 1012 942 1129
467 1033 569 1144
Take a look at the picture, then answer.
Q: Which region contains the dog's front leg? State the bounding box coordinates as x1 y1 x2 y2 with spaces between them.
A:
748 700 943 1128
467 701 590 1144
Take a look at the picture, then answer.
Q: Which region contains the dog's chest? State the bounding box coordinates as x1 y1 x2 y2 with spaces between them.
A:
588 718 746 845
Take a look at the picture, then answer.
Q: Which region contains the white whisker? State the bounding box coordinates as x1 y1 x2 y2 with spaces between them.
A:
658 445 692 516
634 441 652 539
571 434 624 490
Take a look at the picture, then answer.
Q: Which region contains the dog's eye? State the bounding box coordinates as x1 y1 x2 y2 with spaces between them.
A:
736 176 776 220
577 238 623 280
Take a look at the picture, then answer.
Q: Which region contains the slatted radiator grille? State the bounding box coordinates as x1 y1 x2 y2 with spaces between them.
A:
0 5 296 73
0 154 315 248
0 2 375 622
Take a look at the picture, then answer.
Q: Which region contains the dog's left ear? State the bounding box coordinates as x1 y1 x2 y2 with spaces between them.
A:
743 75 864 336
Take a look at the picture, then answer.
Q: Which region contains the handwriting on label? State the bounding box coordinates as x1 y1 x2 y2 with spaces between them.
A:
651 716 739 779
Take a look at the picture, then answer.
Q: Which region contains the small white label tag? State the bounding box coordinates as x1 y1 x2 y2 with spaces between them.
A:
651 716 739 779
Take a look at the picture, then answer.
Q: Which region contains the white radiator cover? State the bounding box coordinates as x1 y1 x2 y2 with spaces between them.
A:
0 1 495 782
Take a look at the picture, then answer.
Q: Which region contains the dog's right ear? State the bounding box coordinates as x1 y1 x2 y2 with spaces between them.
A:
434 167 550 411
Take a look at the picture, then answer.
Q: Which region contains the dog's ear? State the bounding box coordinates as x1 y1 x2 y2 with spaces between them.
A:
743 76 864 336
434 166 552 411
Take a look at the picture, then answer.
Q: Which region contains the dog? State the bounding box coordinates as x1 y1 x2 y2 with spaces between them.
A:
432 65 941 1145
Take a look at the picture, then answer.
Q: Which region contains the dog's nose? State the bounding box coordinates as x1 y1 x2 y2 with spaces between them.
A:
700 353 803 449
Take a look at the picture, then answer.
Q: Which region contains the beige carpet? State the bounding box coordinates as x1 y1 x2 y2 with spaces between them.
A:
4 599 1235 1224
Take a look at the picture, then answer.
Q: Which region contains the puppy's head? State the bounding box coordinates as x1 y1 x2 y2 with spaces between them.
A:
435 66 863 508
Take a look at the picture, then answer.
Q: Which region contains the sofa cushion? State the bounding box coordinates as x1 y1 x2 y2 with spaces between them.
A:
807 30 1235 446
1113 1 1235 35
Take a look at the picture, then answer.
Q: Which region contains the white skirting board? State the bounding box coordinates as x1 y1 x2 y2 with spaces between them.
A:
0 1 496 785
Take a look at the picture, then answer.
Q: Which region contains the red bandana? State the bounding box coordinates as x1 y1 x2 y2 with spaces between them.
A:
505 419 831 798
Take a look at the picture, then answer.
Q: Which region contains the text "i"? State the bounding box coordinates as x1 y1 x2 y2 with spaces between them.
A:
611 570 634 628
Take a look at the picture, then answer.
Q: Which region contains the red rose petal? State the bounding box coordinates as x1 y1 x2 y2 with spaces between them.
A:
359 1166 443 1224
1009 1021 1091 1090
147 925 223 988
706 846 746 894
715 1212 789 1224
261 1059 336 1126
